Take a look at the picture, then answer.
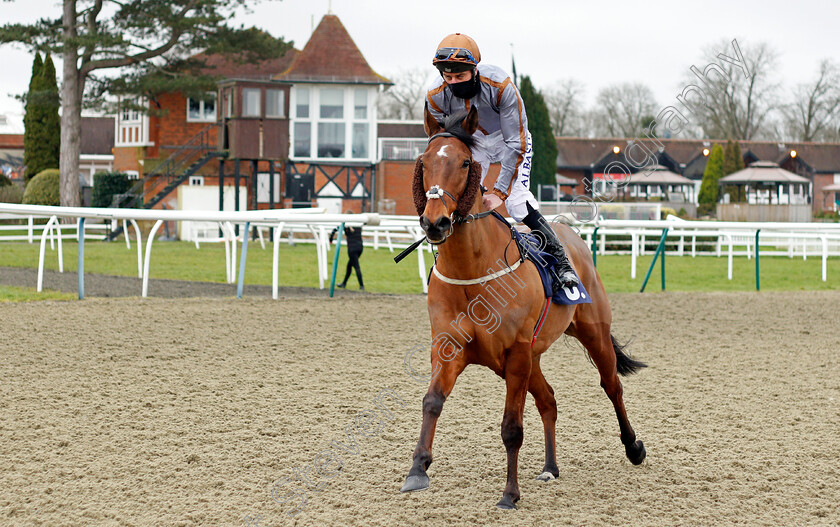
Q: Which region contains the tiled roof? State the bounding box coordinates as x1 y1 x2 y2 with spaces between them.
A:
192 49 299 80
378 122 424 138
274 15 391 85
556 137 840 174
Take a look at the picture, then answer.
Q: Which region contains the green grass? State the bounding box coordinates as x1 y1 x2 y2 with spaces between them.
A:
0 285 75 302
1 239 839 296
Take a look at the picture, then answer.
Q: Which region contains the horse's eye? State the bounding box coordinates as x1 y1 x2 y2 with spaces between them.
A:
462 159 470 168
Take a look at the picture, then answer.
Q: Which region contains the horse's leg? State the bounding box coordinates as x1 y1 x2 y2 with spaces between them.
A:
497 344 532 509
400 359 466 493
528 359 559 481
575 323 646 465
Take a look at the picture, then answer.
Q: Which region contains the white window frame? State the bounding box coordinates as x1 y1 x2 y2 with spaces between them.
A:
186 92 217 123
289 85 377 162
242 88 262 118
189 176 205 186
266 89 286 118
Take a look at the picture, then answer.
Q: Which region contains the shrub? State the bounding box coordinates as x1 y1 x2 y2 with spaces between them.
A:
660 207 677 218
0 184 24 204
22 168 60 206
92 172 132 208
0 173 11 187
677 207 689 219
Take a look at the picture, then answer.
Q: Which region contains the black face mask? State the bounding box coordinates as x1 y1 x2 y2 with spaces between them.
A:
449 72 480 99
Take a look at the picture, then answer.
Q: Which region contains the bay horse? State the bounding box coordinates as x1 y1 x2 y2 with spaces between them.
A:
400 106 647 509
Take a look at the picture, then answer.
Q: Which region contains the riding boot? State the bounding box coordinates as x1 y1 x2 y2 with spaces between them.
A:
522 202 579 289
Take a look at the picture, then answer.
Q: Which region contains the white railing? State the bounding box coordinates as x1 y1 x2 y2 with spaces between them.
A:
379 138 427 161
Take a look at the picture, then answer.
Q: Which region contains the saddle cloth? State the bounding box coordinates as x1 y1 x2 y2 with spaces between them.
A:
512 230 592 306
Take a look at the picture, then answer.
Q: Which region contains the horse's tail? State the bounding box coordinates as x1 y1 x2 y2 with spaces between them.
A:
611 334 647 376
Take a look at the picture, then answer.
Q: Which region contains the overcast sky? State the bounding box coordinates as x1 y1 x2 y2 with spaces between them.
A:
2 0 839 127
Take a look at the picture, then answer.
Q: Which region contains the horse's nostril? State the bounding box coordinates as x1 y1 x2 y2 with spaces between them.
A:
419 216 431 230
435 216 452 232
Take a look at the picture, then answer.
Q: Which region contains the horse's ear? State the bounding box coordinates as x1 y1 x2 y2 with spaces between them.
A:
412 158 427 216
423 102 442 137
462 105 479 136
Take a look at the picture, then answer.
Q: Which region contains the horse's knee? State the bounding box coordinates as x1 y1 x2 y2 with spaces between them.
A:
534 395 557 419
422 391 445 418
600 377 623 401
501 414 523 451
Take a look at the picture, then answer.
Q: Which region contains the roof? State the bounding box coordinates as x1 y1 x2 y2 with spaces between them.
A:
626 165 694 185
192 48 299 81
719 161 811 184
555 137 840 175
80 117 115 156
273 15 391 85
821 183 840 192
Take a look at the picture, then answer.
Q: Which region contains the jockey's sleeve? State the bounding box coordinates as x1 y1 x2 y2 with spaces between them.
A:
493 78 530 196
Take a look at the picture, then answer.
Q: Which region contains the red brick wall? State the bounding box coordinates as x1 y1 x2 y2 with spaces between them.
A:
814 173 837 212
152 92 220 158
113 146 144 176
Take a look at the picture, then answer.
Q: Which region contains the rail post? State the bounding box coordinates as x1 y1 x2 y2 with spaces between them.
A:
640 228 669 293
329 223 345 298
755 229 760 291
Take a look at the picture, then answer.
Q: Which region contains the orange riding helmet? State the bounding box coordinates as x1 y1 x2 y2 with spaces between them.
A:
433 33 481 73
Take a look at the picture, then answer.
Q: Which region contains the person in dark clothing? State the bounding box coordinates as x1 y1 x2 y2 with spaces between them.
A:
329 217 365 291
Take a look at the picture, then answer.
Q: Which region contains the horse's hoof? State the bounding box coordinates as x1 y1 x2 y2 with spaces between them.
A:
536 471 556 482
400 474 430 493
625 440 646 465
496 495 518 510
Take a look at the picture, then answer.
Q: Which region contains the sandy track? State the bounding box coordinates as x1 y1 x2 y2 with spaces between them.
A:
1 291 839 526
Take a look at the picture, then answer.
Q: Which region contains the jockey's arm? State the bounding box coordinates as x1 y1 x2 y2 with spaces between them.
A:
493 79 530 199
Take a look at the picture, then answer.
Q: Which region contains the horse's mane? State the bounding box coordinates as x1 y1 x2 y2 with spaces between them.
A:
437 110 475 149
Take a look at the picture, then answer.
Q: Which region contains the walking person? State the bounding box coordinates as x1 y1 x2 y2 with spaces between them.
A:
330 214 365 291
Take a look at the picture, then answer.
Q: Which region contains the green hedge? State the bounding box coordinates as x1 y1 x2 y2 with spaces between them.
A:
0 173 11 187
22 168 60 206
92 172 131 208
0 184 24 204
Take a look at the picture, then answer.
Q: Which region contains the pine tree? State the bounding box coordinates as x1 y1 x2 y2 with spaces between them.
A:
698 144 724 215
518 75 558 188
23 52 42 181
23 52 61 182
722 140 746 202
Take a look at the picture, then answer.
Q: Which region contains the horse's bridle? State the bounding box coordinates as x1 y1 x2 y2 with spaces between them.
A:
424 132 493 228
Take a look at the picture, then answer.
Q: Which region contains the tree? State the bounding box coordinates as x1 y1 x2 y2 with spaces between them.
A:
721 140 745 202
593 82 659 137
1 0 291 208
23 52 43 181
698 143 724 215
518 75 558 188
543 79 585 136
377 68 429 120
683 41 780 140
781 59 840 142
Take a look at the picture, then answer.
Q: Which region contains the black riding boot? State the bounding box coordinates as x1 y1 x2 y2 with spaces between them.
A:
522 203 579 288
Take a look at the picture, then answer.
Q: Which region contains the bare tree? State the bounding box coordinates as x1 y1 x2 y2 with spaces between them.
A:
593 82 659 137
543 79 585 136
682 40 780 140
378 68 431 120
781 59 840 142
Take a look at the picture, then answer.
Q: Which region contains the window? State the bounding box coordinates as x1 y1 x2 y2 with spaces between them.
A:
290 86 375 161
296 87 310 118
294 122 311 157
224 89 233 118
242 88 261 117
320 89 343 118
318 123 345 158
187 93 216 122
266 89 285 118
354 89 367 119
352 123 368 159
189 176 205 186
121 100 140 122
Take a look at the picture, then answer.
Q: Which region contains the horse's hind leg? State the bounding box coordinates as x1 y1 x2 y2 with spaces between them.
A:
528 359 559 481
575 323 646 465
400 359 466 493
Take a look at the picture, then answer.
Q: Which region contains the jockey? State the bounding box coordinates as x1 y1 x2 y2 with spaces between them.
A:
426 33 579 288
